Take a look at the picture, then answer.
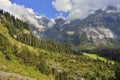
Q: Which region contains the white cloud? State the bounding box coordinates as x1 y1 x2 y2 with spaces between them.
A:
52 0 120 21
48 18 56 28
56 15 65 20
52 0 72 12
0 0 44 31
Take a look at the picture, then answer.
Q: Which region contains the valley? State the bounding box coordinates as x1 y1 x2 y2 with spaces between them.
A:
0 3 120 80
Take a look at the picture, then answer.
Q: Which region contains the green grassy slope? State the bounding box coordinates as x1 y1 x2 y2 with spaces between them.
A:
83 53 115 64
0 12 117 80
0 23 50 80
0 22 115 80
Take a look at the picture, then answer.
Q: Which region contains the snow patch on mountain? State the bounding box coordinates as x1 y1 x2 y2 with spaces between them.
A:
67 31 75 35
81 26 114 42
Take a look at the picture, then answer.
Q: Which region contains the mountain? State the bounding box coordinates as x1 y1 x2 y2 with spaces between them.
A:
2 5 118 49
1 9 119 80
27 14 49 38
33 6 120 49
1 5 119 49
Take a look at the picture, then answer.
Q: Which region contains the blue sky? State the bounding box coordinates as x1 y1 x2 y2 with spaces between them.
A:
0 0 119 29
1 0 119 21
11 0 68 18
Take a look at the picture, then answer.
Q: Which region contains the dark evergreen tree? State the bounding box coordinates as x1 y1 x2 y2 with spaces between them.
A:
114 63 120 80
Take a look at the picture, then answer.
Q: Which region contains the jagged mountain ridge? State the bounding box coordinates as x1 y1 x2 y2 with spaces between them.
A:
40 7 120 47
1 5 120 47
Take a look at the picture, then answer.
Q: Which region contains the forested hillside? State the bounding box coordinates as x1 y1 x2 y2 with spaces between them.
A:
0 10 120 80
0 10 72 54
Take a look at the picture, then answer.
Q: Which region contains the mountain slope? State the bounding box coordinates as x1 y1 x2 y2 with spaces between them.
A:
39 8 120 48
0 10 118 80
0 27 115 79
0 23 50 80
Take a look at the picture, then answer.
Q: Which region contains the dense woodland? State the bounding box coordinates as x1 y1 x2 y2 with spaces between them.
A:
0 10 120 80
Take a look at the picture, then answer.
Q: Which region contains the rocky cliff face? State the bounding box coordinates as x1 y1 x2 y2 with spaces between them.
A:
41 10 120 46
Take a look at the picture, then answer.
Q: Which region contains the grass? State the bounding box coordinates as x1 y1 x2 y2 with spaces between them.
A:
0 51 50 80
83 53 115 64
0 23 9 34
0 23 37 51
0 23 115 80
0 23 50 80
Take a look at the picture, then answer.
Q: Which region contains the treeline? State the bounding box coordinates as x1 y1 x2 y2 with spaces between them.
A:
0 10 29 33
16 33 72 54
0 10 72 54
